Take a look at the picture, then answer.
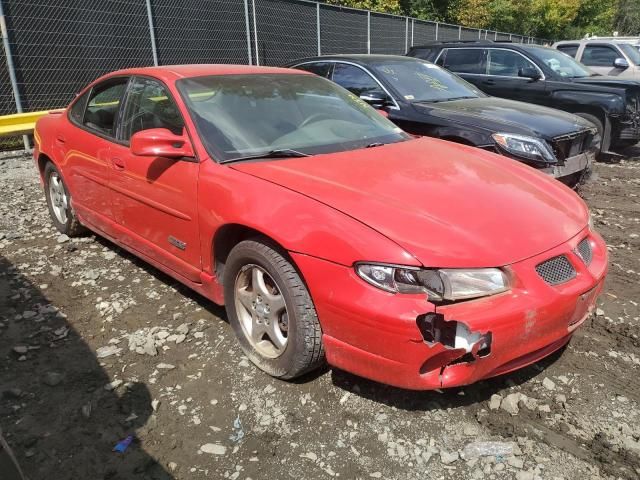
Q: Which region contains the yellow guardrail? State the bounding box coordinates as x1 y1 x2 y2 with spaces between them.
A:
0 109 63 137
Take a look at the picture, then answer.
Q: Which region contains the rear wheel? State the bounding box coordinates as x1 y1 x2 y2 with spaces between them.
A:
223 239 324 379
43 162 85 236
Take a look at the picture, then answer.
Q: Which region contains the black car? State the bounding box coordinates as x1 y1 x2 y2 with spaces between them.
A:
287 54 597 186
407 41 640 157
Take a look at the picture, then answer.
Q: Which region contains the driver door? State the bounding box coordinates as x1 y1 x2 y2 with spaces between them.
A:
109 76 202 282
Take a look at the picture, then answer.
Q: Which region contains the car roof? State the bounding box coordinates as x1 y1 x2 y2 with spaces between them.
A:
288 54 422 66
555 38 640 45
97 64 308 83
409 41 545 51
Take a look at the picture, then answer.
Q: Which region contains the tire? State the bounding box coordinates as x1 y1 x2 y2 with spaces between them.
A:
223 239 325 379
43 162 85 236
575 112 605 159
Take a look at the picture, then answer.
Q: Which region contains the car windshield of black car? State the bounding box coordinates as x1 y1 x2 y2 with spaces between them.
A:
372 60 484 104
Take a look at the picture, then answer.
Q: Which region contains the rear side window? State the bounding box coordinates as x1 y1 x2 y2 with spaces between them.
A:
582 45 619 66
83 79 128 137
331 63 384 97
557 44 579 58
69 91 89 124
408 47 436 60
294 62 332 78
439 48 486 74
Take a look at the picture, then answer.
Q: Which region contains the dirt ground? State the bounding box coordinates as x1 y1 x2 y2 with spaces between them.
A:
1 149 639 480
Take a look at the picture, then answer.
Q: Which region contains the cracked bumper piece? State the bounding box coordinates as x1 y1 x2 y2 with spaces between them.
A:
290 228 607 390
541 151 594 179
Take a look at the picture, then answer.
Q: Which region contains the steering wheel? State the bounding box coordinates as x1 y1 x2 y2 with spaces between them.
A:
299 113 333 129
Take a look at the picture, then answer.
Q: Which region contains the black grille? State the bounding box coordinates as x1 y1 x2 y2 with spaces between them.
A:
535 255 576 285
575 238 593 265
551 130 593 162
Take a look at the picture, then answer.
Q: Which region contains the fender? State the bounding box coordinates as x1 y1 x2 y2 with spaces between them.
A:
549 90 625 115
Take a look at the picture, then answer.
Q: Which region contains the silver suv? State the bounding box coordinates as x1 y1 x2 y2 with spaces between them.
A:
553 38 640 79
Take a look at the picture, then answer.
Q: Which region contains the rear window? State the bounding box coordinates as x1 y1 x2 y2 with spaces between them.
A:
69 91 89 124
438 48 486 74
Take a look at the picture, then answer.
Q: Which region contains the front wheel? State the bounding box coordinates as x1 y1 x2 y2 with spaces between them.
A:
223 239 325 379
43 162 85 236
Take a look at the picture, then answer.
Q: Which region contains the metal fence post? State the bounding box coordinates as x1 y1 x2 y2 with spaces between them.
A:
458 26 461 39
405 16 408 53
252 0 259 65
435 22 438 40
316 2 321 55
494 31 497 40
410 19 414 47
0 0 29 150
145 0 158 66
366 11 370 54
243 0 253 64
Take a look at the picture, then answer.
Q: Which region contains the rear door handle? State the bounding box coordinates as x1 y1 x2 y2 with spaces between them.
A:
111 157 126 170
483 79 495 86
55 135 65 144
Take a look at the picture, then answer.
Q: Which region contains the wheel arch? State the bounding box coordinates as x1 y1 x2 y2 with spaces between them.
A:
37 152 54 180
212 223 294 285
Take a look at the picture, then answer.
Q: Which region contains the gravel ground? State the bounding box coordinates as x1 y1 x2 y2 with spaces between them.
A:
0 150 639 480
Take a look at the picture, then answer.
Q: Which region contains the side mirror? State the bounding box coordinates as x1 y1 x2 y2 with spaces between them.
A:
518 66 542 81
130 128 194 159
613 57 629 69
359 91 392 109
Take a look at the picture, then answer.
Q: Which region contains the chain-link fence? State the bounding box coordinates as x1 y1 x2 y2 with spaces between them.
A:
0 0 548 124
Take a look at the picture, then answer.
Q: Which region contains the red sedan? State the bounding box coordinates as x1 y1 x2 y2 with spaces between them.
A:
34 65 607 390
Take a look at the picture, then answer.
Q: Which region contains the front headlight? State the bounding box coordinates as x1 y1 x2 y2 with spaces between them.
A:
492 133 556 164
355 263 509 302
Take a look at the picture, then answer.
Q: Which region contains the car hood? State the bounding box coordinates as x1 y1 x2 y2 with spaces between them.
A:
571 76 640 91
412 97 593 139
231 137 588 268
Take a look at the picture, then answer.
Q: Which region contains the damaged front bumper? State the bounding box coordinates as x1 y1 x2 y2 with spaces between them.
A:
540 150 594 181
291 227 607 390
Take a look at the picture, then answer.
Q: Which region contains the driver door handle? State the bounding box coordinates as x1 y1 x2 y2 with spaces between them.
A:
111 157 126 170
483 79 495 86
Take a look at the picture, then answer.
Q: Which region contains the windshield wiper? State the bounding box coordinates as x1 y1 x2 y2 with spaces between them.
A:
220 148 310 164
418 96 477 104
366 142 386 148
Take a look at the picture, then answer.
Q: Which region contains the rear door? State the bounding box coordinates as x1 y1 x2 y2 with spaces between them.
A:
108 76 202 282
64 77 129 237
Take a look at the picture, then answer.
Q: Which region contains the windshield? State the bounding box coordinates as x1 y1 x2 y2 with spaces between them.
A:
619 43 640 65
177 74 409 161
529 46 593 78
371 60 484 103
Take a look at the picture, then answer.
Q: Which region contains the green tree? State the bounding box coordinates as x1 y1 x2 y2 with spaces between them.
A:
614 0 640 35
326 0 404 15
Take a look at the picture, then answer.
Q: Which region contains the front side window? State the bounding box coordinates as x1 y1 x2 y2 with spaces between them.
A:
371 59 484 103
120 77 184 142
527 46 593 78
488 49 539 77
582 45 620 67
177 73 408 162
331 63 384 97
294 62 332 78
557 44 579 58
438 48 486 75
83 80 128 136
